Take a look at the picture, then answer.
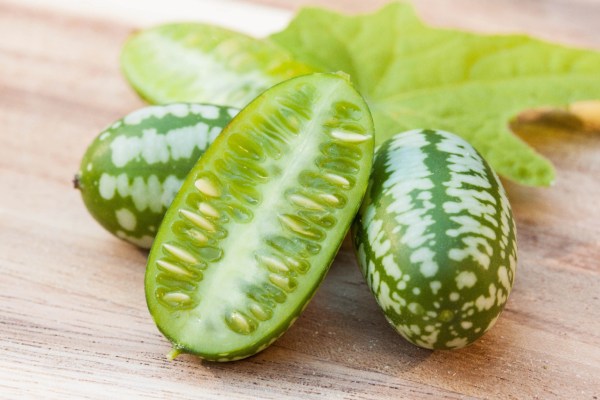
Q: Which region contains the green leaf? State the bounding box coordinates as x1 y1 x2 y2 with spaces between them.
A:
270 3 600 186
121 23 313 108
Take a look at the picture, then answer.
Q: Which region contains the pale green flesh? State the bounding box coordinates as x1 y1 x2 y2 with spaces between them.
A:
352 129 517 349
121 23 313 108
145 73 374 360
77 103 237 248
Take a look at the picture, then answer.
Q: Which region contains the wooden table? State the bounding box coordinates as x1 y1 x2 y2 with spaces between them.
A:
1 0 599 398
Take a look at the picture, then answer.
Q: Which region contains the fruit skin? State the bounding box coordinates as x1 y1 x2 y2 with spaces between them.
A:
145 72 374 361
352 129 517 349
76 103 238 248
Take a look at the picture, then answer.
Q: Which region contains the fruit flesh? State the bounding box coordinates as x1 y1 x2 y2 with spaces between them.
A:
145 73 374 360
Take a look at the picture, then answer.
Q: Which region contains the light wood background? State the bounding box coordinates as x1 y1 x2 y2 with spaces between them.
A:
1 0 599 398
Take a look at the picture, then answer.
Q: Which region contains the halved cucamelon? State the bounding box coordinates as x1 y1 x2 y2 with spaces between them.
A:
352 129 517 349
76 103 238 248
121 23 313 108
145 73 374 361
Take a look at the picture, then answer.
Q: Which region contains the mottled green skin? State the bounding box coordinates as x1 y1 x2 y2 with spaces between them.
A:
145 73 374 361
352 129 517 349
77 103 238 248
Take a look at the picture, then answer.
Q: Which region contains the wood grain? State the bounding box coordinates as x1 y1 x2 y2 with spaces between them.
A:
1 0 599 399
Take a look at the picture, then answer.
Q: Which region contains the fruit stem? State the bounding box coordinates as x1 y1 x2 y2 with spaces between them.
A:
167 347 183 361
73 174 81 190
569 100 600 130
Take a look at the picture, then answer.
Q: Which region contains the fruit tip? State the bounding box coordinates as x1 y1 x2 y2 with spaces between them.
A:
73 174 80 190
167 347 183 361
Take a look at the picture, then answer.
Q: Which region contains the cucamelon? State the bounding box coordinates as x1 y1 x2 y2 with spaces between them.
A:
76 103 238 248
145 73 374 361
352 129 517 349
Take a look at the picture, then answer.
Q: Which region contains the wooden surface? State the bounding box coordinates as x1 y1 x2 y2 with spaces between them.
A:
1 0 599 398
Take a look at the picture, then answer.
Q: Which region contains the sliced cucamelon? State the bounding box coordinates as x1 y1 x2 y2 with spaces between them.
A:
76 103 238 248
121 23 313 108
145 73 374 361
352 129 517 349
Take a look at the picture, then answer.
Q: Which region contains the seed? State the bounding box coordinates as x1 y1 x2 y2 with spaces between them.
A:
249 303 272 321
198 202 219 218
186 228 208 243
180 209 216 232
162 243 198 264
269 274 297 293
331 130 371 143
157 260 192 278
324 173 351 188
226 311 256 335
289 193 325 211
318 193 340 205
257 254 289 273
194 177 220 197
162 292 192 303
278 214 319 238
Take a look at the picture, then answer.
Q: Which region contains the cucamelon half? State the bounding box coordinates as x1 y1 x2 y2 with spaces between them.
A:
121 23 313 108
145 73 374 361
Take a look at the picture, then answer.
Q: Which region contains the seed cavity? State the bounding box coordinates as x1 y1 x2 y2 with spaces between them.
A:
197 246 223 262
320 143 362 160
228 134 265 161
300 211 336 228
180 209 216 232
334 101 363 121
317 158 360 174
162 243 198 264
194 177 220 197
229 184 261 205
247 285 279 308
224 203 254 223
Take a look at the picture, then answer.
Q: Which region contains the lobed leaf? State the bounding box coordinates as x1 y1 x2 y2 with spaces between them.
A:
270 3 600 186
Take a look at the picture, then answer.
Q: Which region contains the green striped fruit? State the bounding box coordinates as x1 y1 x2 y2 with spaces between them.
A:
145 72 374 361
352 129 517 349
121 23 313 108
76 103 238 248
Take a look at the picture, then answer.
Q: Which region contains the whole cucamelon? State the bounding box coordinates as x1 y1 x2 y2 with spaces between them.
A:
76 103 238 248
121 23 313 108
352 129 517 349
145 72 374 361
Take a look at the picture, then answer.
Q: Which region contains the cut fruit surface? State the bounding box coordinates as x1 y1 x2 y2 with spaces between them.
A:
145 73 374 361
121 23 313 108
